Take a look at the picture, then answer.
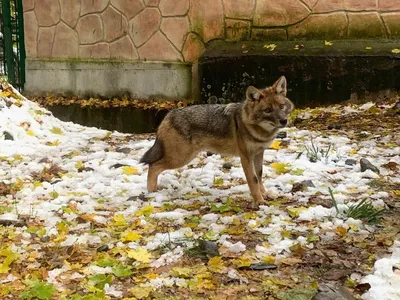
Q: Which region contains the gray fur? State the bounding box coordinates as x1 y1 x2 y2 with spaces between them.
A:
167 104 240 140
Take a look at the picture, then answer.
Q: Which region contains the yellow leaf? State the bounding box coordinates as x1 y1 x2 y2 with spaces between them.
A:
171 267 193 278
271 162 290 174
26 130 35 136
365 46 372 50
287 206 307 218
324 40 333 46
135 206 154 217
336 226 347 237
122 166 139 175
127 247 152 264
50 127 63 135
392 48 400 54
121 231 141 242
213 177 224 186
262 255 276 264
232 256 252 268
348 224 359 232
0 91 11 98
269 140 281 150
48 140 60 146
0 247 19 274
112 214 127 226
130 286 153 299
208 256 226 273
33 181 42 189
263 44 277 51
75 161 84 169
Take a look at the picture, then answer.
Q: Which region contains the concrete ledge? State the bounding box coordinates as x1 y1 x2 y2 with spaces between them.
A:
24 59 192 100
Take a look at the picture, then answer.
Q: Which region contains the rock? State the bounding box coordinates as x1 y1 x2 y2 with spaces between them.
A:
199 240 220 257
116 147 132 154
348 12 387 39
239 263 277 270
76 14 104 44
110 36 138 60
276 131 287 139
3 131 14 140
35 0 60 26
222 162 232 170
314 283 356 300
223 0 254 19
79 43 110 59
301 180 315 187
80 0 108 15
206 151 214 157
328 124 342 130
189 0 224 43
345 159 357 166
129 8 161 47
159 0 189 16
97 245 109 252
161 17 190 50
23 11 38 58
52 22 79 58
138 32 182 61
38 26 56 57
111 163 129 169
253 0 310 27
360 158 380 173
102 6 128 42
182 33 205 62
59 0 80 28
111 0 144 19
288 12 347 40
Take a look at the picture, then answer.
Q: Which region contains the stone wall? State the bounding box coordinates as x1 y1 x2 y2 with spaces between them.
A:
23 0 400 64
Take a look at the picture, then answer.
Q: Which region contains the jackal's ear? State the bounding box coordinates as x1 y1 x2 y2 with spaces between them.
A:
246 86 261 102
272 76 287 96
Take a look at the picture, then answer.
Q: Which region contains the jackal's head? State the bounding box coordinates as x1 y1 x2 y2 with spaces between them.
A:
244 76 295 130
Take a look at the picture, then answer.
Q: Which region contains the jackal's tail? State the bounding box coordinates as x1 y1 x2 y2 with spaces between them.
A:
140 138 164 165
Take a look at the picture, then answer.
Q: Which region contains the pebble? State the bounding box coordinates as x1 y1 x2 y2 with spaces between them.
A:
360 158 379 173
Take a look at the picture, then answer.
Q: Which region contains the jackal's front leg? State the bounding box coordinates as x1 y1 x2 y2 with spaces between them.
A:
254 152 277 200
240 153 265 205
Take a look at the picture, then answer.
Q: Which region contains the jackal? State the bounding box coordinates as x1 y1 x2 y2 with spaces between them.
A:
140 76 295 206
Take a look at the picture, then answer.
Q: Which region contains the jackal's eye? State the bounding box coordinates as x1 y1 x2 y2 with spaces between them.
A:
264 108 272 113
279 104 285 109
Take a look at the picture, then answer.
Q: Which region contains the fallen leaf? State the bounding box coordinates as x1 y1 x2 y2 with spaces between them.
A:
392 48 400 54
122 166 139 175
270 140 281 150
127 247 152 264
324 40 333 46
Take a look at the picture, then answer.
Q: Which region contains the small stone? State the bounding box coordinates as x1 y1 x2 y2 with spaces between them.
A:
206 151 214 157
301 180 315 187
222 162 232 170
116 147 132 154
199 240 220 257
110 163 129 169
360 158 380 173
345 159 357 166
97 245 109 252
315 283 356 300
3 131 14 140
277 131 287 139
40 236 50 243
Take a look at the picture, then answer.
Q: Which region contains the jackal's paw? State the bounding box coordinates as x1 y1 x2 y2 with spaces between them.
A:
261 189 278 200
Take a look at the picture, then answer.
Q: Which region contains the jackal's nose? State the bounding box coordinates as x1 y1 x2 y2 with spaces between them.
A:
280 119 288 126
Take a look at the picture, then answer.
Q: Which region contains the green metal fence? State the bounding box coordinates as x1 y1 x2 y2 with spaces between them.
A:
0 0 26 90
